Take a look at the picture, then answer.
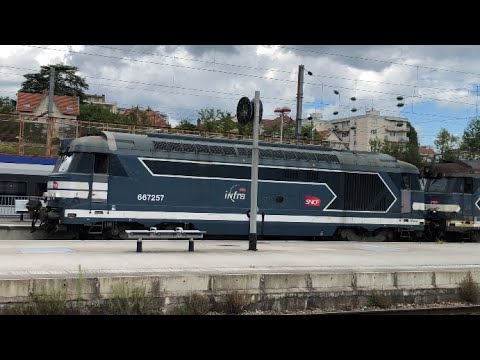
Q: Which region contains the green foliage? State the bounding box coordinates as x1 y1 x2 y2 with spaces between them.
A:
434 128 460 162
14 288 69 315
262 121 295 138
197 108 239 133
78 103 124 123
106 282 156 315
0 96 16 113
20 64 89 101
175 119 197 130
300 123 325 141
460 117 480 160
368 122 423 168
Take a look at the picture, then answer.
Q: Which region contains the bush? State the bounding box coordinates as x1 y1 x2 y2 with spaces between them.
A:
222 292 246 314
174 293 209 315
458 273 479 304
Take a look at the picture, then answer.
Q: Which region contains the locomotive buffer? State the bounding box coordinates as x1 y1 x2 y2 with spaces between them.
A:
124 227 206 253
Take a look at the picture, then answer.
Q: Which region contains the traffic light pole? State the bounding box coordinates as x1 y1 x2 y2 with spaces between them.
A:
248 91 260 251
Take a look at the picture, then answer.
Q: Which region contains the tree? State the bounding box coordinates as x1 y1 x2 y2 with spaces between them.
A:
460 117 480 160
0 96 16 113
403 123 422 168
197 108 238 133
301 123 326 142
78 103 123 123
434 128 459 162
175 119 197 131
262 121 295 138
20 64 89 101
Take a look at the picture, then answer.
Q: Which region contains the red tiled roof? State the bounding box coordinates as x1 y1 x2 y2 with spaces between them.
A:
123 109 170 128
419 146 436 156
16 91 45 112
261 116 294 127
16 91 79 116
54 94 79 115
318 129 332 138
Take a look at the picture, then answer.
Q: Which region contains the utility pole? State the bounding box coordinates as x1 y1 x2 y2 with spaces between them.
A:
295 65 304 141
46 66 55 157
248 91 260 251
47 66 55 117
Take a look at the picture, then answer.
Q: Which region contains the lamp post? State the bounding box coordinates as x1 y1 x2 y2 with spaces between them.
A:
333 90 340 116
274 106 291 144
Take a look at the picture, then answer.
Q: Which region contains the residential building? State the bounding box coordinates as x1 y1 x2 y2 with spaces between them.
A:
329 109 409 151
419 146 437 163
16 90 79 120
260 115 295 134
84 94 117 113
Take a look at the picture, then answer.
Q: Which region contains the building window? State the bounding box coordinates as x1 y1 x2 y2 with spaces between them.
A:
371 129 377 135
342 133 348 138
390 132 396 137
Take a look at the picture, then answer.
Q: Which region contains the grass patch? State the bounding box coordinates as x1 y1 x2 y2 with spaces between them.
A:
14 288 69 315
106 282 156 315
458 273 480 304
222 292 246 314
367 291 392 309
173 293 210 315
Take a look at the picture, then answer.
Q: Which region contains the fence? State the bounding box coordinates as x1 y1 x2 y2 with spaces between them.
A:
0 113 346 158
0 195 43 217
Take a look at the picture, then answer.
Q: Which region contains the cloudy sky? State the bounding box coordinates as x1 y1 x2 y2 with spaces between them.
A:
1 45 479 146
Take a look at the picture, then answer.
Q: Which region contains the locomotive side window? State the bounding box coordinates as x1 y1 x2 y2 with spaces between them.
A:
0 181 27 196
426 177 464 193
94 154 108 174
464 177 474 194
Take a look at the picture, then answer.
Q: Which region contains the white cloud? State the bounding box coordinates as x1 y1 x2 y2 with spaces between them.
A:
1 45 480 145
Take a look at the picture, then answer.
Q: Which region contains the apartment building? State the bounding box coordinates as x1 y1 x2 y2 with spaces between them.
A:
329 109 409 151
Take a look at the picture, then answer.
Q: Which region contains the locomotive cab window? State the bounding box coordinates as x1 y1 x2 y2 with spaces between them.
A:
401 174 410 190
94 153 109 174
464 177 474 194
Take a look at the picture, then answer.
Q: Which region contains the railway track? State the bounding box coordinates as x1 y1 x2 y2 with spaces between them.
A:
322 305 480 315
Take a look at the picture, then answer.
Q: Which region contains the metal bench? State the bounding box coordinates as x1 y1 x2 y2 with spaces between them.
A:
14 199 30 221
124 227 206 252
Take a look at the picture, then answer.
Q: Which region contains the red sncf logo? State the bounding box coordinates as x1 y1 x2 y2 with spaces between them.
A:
430 199 439 204
304 195 321 207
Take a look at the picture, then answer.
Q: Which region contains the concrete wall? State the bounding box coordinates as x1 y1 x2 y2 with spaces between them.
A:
0 270 478 313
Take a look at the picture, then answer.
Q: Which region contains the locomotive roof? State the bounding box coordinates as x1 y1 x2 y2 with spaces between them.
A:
65 131 419 174
426 160 480 177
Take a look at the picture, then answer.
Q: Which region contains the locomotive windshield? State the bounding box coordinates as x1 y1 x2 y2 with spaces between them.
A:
53 153 74 173
52 153 95 174
425 177 464 193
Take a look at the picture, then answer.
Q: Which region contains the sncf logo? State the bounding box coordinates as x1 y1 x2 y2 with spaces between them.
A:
225 185 247 203
304 195 321 207
430 199 439 204
53 181 59 189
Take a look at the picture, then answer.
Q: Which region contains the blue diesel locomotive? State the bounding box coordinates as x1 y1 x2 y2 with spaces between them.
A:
33 131 425 240
423 160 480 241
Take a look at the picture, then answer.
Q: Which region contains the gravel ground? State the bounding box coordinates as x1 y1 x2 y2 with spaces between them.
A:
206 301 473 315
